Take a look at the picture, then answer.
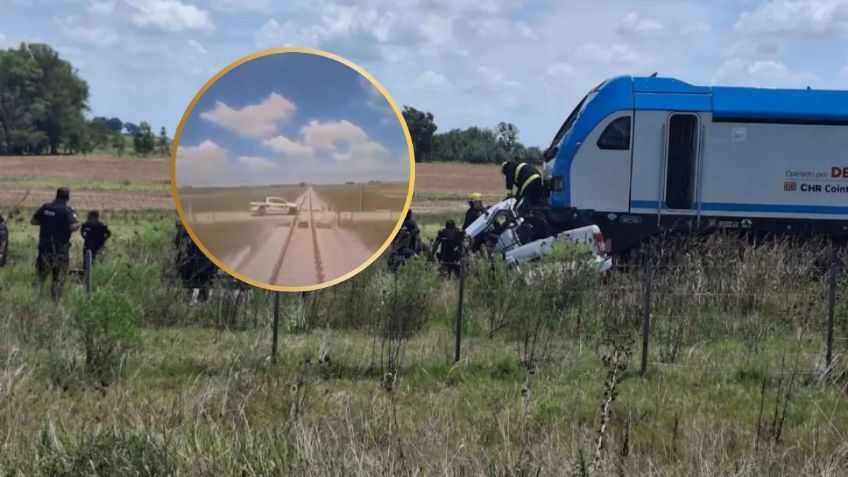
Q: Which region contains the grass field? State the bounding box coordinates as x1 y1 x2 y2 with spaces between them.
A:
2 155 847 475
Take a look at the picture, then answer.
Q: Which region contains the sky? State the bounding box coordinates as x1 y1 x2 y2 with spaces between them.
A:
173 52 409 186
3 0 848 148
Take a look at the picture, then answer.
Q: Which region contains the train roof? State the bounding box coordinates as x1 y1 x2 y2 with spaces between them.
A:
606 76 848 124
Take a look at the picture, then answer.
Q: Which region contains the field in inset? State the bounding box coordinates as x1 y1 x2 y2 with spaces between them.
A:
177 182 406 287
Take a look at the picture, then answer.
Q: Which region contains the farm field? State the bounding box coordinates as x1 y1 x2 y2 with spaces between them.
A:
0 155 502 212
1 155 847 475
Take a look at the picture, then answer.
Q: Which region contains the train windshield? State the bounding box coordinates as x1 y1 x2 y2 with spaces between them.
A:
549 81 605 149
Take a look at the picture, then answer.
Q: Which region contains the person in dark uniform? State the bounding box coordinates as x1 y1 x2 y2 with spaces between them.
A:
0 214 8 267
388 210 423 272
31 187 79 300
431 219 466 277
173 220 216 303
80 210 112 267
462 192 486 231
501 161 544 209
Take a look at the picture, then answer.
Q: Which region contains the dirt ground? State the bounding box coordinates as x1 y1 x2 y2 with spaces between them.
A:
0 154 169 182
0 156 504 212
415 162 503 195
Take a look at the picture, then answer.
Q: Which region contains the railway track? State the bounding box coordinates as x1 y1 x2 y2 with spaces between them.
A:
270 188 325 285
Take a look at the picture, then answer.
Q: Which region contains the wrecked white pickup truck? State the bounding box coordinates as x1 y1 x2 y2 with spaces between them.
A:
249 197 298 216
464 198 612 272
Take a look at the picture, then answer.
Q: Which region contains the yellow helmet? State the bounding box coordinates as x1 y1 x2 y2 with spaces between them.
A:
468 192 482 201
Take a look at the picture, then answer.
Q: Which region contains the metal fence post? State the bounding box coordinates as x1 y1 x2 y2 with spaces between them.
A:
826 258 837 373
454 259 465 364
272 292 281 363
84 249 92 294
640 248 652 377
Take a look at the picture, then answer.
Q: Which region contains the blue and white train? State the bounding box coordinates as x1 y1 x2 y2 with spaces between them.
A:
541 76 848 253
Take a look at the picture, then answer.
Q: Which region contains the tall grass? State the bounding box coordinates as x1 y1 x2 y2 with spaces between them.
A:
2 214 848 476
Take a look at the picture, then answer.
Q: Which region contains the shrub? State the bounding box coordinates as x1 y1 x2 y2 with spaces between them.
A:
67 288 142 384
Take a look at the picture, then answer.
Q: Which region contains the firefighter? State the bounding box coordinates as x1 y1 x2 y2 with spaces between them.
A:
0 214 8 267
31 187 80 300
431 219 465 277
501 161 544 208
174 221 216 303
462 192 485 231
388 210 422 272
80 210 112 267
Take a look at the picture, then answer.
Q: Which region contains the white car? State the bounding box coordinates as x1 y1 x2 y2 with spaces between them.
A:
249 197 298 216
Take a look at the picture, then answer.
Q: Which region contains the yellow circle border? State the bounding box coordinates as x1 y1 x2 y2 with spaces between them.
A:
170 47 416 292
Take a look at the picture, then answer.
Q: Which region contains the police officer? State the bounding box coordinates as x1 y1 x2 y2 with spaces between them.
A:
431 219 465 277
31 187 79 300
462 192 485 231
80 210 112 266
0 214 8 267
388 210 422 272
174 221 216 303
501 161 544 208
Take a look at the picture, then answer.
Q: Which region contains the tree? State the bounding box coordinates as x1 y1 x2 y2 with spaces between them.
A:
402 106 437 162
0 45 49 154
496 122 519 157
157 126 170 156
112 131 126 156
133 121 155 155
106 117 123 133
123 122 139 136
28 44 89 154
0 43 89 155
88 117 112 151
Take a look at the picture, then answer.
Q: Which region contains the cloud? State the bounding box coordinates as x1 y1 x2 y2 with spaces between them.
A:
254 5 395 49
237 155 279 172
176 140 230 186
264 119 392 164
713 58 819 88
469 17 538 41
683 22 712 34
476 66 519 92
618 12 665 37
412 70 450 91
187 39 206 54
87 0 115 16
263 135 315 157
725 40 783 58
56 16 119 46
418 13 467 56
301 119 369 149
545 62 576 82
211 0 267 12
575 42 645 66
735 0 848 37
129 0 214 33
200 93 296 139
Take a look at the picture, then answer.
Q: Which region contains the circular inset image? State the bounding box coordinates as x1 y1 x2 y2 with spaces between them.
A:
171 48 414 291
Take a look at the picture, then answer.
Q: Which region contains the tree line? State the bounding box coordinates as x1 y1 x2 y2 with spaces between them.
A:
0 43 169 156
402 106 544 165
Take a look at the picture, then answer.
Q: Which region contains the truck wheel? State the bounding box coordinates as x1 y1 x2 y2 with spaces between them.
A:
257 206 266 216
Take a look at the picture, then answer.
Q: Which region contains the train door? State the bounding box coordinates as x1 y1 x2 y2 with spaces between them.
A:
660 113 701 215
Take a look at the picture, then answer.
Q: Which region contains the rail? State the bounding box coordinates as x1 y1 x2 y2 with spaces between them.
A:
270 192 307 284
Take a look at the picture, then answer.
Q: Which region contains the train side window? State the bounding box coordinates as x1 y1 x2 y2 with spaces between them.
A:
596 116 631 150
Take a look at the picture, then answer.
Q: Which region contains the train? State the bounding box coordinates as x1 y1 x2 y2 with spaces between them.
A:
540 76 848 254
